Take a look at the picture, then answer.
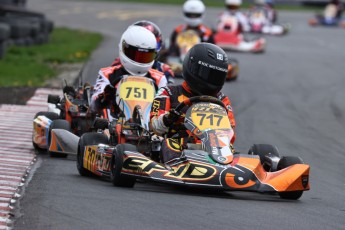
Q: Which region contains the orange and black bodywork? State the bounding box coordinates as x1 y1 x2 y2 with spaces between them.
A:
115 100 310 193
117 150 309 193
32 84 93 154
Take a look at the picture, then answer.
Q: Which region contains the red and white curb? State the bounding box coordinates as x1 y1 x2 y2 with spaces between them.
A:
0 88 61 229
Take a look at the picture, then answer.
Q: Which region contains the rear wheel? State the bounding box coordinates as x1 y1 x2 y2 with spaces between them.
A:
33 111 60 150
48 119 71 158
277 156 304 200
77 133 109 176
248 144 280 171
110 144 137 187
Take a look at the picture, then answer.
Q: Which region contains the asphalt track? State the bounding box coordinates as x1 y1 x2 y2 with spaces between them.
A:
13 0 345 229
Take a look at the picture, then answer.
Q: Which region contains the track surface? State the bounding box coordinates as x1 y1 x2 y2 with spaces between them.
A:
13 0 345 229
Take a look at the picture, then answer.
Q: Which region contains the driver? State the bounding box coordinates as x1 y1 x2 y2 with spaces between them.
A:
219 0 251 33
111 20 175 84
168 0 214 57
150 43 236 163
90 25 168 121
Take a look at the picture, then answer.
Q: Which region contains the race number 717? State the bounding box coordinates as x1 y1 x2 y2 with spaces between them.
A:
196 113 223 126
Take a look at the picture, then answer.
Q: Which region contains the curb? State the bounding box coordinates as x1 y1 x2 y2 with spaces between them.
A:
0 88 61 229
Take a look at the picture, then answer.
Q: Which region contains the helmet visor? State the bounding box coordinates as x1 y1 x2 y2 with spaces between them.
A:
189 60 228 86
122 41 156 63
184 12 202 18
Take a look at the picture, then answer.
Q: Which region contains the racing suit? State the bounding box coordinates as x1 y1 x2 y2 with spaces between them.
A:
150 81 236 163
111 57 175 84
219 10 251 33
168 24 215 57
248 4 277 25
91 64 167 121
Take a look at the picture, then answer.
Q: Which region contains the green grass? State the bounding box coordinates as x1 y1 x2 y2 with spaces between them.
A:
0 28 103 87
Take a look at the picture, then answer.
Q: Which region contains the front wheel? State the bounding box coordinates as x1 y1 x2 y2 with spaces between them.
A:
110 144 137 187
277 156 304 200
77 133 109 176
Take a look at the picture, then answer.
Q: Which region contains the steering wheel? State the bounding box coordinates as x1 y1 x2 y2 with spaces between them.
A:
174 96 226 114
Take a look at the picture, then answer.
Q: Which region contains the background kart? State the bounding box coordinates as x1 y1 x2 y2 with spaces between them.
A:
214 15 266 53
162 30 239 81
308 4 345 27
247 7 290 35
32 81 93 157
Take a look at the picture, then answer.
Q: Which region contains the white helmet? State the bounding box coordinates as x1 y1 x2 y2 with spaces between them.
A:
119 25 157 76
225 0 242 6
183 0 205 27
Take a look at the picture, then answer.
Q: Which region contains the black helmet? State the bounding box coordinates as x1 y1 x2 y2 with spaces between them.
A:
183 43 228 96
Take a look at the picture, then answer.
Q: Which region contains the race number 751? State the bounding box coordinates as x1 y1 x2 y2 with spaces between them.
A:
126 87 147 99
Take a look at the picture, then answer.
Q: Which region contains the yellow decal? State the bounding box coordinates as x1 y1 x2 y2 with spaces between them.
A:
191 112 230 131
119 81 154 102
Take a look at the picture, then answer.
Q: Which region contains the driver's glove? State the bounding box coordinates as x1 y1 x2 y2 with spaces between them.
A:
103 84 116 102
163 110 180 127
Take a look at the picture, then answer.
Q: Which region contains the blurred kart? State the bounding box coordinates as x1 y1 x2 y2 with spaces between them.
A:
214 15 266 53
164 30 239 81
76 75 158 177
109 96 310 200
309 4 345 27
247 7 290 35
32 81 94 157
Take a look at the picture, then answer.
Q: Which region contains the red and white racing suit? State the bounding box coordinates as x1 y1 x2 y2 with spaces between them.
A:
91 64 167 121
150 82 236 163
219 10 251 33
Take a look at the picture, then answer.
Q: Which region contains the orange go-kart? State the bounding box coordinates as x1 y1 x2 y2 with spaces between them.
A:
81 95 310 200
32 82 94 157
76 75 158 177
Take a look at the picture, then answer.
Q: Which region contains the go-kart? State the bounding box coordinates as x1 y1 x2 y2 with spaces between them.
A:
164 30 239 81
308 4 345 27
109 96 310 200
76 75 158 177
32 81 94 157
247 7 290 35
214 15 266 53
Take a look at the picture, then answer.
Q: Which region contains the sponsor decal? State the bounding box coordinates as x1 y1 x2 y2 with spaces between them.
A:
217 53 224 60
302 175 309 188
198 61 228 73
122 155 217 181
151 100 160 116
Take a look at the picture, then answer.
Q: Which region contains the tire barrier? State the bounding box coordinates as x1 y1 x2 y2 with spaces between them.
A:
0 1 54 59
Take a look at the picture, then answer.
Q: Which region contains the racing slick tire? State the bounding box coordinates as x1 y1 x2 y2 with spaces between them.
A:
77 133 109 177
277 156 304 200
248 144 280 172
32 111 60 151
48 119 71 158
110 144 137 188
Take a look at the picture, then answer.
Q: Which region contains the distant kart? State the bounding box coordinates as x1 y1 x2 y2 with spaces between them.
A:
32 81 93 157
76 75 158 177
214 15 266 53
308 4 345 27
165 30 239 81
87 96 310 200
247 7 290 35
